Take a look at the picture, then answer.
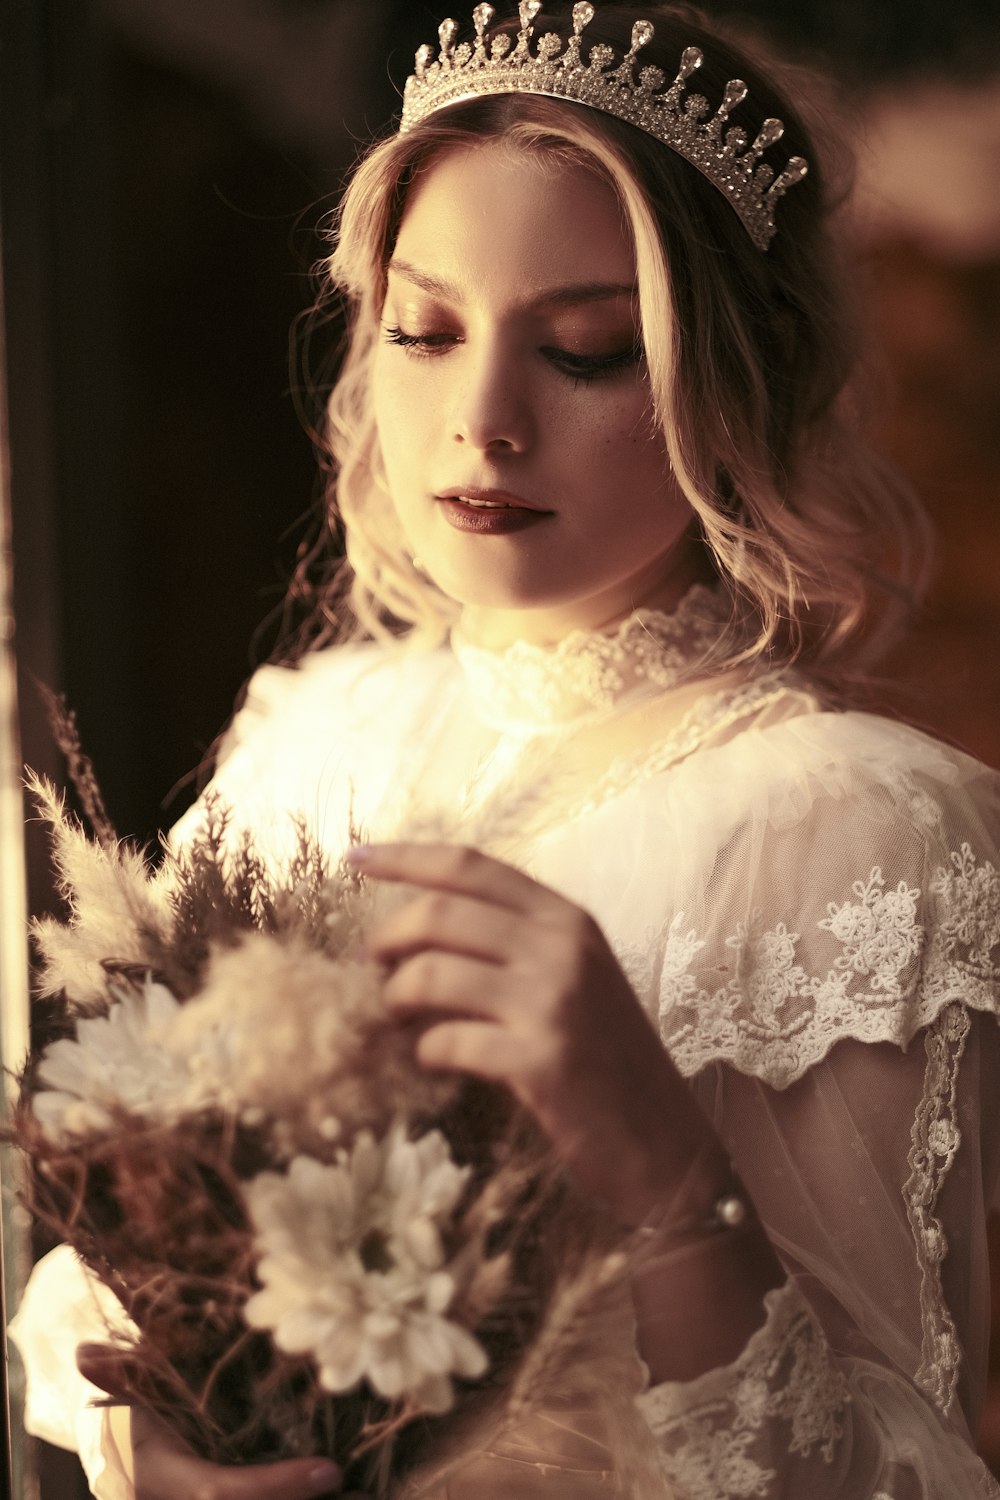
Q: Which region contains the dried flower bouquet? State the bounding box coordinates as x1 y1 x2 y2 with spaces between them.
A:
9 765 652 1497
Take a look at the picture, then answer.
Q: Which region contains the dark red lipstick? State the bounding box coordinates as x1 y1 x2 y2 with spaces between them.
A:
437 487 552 535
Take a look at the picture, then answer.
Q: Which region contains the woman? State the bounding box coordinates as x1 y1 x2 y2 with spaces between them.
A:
12 2 1000 1496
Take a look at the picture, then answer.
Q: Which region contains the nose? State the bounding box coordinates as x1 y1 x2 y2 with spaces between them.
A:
450 334 534 454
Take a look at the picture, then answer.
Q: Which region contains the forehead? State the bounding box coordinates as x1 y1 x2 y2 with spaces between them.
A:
389 140 637 308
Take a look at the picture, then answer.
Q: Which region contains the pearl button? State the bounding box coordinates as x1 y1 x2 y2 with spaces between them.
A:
715 1194 748 1228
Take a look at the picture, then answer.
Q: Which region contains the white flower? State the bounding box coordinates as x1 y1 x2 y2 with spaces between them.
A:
32 979 215 1140
243 1126 487 1412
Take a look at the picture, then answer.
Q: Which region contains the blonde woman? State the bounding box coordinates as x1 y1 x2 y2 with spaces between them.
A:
12 3 1000 1497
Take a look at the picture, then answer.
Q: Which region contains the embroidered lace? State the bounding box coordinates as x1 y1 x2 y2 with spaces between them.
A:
905 1001 970 1417
450 583 728 731
654 841 1000 1089
637 1280 850 1500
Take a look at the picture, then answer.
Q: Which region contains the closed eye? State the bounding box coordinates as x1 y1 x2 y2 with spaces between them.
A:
382 325 458 355
542 343 643 384
382 325 643 384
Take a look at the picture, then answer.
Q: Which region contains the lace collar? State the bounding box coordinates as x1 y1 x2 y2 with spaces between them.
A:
451 584 730 733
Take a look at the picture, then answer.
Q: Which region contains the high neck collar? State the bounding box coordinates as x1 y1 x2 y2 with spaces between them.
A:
451 584 731 733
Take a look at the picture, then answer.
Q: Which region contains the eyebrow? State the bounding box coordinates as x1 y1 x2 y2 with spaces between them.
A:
386 258 636 309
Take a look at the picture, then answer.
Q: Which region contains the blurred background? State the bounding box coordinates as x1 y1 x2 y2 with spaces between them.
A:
0 0 998 1493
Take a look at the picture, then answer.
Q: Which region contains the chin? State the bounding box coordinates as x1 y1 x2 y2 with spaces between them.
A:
425 568 555 614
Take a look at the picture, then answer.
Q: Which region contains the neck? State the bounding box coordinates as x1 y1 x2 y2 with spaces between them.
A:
459 540 712 650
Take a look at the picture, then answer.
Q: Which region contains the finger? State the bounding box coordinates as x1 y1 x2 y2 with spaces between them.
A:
367 888 521 966
141 1456 344 1500
416 1019 527 1082
348 842 562 918
383 950 509 1019
131 1407 343 1500
78 1392 345 1500
77 1342 142 1401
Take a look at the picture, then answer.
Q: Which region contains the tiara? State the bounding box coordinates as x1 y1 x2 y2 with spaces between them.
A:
400 2 809 251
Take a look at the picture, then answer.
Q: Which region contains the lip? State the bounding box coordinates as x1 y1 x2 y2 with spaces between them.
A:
435 486 553 536
436 486 550 512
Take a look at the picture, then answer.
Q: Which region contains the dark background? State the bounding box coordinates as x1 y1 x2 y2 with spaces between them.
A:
2 1 999 1493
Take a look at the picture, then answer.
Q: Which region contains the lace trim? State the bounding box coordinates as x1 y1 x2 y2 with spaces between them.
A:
655 841 1000 1089
452 584 728 731
636 1280 848 1500
574 675 791 820
904 1001 970 1417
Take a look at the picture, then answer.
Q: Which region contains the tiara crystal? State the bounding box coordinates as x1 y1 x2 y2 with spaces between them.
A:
400 2 809 250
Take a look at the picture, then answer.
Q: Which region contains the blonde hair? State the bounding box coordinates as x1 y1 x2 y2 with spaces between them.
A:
304 2 930 683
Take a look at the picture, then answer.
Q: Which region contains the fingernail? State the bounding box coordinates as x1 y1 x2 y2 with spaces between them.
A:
345 845 372 865
306 1461 342 1492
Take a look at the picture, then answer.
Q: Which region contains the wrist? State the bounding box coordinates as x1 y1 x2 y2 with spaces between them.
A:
610 1128 738 1235
630 1219 786 1385
636 1154 755 1247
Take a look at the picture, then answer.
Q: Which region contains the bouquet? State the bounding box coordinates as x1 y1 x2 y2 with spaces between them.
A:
9 735 662 1497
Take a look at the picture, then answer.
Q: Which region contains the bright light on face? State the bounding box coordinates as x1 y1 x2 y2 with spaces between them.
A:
371 141 697 647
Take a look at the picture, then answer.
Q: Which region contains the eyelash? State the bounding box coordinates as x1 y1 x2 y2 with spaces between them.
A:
381 325 641 385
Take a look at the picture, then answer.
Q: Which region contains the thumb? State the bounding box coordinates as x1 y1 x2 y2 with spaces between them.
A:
76 1342 143 1401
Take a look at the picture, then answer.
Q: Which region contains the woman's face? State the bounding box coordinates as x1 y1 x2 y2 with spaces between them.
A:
371 140 697 645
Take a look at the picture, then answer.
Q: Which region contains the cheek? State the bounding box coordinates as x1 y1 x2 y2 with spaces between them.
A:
372 355 402 462
596 405 687 543
592 397 669 489
374 364 454 501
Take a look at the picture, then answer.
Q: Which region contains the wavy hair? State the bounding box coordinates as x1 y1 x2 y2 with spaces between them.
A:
292 2 930 683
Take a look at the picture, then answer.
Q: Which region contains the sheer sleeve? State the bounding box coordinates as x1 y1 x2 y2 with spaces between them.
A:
637 1021 1000 1498
8 1244 135 1500
631 724 1000 1499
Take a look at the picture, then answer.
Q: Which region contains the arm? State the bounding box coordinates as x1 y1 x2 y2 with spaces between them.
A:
353 841 786 1374
357 840 1000 1499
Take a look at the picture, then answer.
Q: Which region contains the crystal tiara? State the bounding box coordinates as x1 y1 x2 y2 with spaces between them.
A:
400 1 809 251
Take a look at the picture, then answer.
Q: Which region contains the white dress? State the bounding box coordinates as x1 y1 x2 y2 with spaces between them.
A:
11 586 1000 1498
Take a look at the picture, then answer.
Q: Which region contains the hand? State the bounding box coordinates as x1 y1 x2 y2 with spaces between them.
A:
352 842 726 1226
77 1345 368 1500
